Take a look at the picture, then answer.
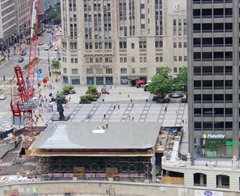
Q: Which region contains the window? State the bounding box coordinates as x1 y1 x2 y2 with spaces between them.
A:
96 68 102 74
63 68 67 74
174 67 177 73
132 68 135 74
72 69 78 74
120 57 123 63
184 42 187 48
139 41 147 48
71 58 74 63
178 42 182 48
124 57 127 62
119 41 127 49
87 69 93 74
184 56 187 61
75 58 78 63
131 43 135 49
132 57 135 62
156 57 163 62
106 68 112 74
155 41 163 48
140 68 147 73
140 57 147 62
121 68 127 74
179 56 182 61
173 42 177 48
174 56 177 61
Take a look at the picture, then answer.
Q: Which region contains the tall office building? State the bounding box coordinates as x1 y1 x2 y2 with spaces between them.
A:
187 0 238 158
60 0 187 85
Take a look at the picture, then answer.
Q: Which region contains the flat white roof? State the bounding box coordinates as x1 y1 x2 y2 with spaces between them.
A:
33 122 161 150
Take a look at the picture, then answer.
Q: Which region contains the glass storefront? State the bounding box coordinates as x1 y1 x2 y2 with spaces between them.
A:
105 77 113 85
96 77 104 85
195 136 233 158
121 77 128 85
87 77 94 85
70 76 80 85
63 76 68 84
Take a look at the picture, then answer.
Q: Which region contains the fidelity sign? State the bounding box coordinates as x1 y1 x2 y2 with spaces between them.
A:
173 3 186 12
202 134 225 139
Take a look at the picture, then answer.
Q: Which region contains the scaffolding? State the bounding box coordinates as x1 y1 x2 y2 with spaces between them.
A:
37 156 152 181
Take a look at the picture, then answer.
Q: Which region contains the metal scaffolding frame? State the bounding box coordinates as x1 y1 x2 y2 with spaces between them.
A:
37 156 152 179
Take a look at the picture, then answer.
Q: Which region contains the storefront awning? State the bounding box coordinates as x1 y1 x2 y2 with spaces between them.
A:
128 76 139 80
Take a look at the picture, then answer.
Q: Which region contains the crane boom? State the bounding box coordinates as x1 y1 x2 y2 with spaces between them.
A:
10 0 40 150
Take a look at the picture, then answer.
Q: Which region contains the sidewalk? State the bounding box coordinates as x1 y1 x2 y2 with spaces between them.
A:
33 74 64 126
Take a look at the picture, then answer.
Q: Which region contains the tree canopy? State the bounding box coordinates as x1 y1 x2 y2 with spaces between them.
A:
51 59 60 70
49 5 61 23
147 67 173 95
173 66 188 91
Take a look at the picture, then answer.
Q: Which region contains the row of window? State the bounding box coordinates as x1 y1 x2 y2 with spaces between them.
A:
193 66 232 75
86 57 112 63
193 52 232 61
193 23 233 33
173 42 187 48
174 56 187 62
85 68 147 75
193 8 232 19
192 0 232 4
85 42 112 49
194 122 233 130
194 94 233 103
193 37 233 47
194 80 232 89
173 19 187 36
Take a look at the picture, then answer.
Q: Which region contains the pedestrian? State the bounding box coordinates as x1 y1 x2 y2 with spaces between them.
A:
132 117 134 121
104 114 106 118
113 105 116 110
128 94 130 97
205 162 208 167
129 116 131 120
106 124 108 129
69 97 71 102
130 99 132 103
182 119 184 124
119 91 121 94
118 105 120 109
165 107 167 112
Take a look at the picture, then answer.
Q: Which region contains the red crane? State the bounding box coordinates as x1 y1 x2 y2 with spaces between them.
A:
10 0 40 150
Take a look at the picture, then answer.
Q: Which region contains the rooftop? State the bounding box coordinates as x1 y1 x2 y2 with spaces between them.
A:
33 122 161 150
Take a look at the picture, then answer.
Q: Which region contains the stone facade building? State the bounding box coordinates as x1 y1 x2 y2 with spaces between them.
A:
60 0 187 85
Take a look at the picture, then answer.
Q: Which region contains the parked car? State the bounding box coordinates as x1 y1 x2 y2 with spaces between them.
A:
18 57 24 63
0 94 7 100
20 50 26 56
54 47 59 51
38 41 43 45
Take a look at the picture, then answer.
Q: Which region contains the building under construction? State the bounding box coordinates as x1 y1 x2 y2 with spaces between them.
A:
29 122 162 181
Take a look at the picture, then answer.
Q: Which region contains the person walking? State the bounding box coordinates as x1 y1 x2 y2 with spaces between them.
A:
165 107 167 112
118 105 120 109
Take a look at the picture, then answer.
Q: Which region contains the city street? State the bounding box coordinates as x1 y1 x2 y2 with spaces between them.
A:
0 30 61 127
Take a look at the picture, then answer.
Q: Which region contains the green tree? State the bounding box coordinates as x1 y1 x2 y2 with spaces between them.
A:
49 5 61 23
173 66 188 91
147 67 173 95
51 59 60 70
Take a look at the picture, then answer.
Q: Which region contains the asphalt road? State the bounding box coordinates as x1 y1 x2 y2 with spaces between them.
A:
0 30 61 128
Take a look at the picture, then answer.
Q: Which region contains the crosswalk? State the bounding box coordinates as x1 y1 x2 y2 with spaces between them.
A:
0 112 8 118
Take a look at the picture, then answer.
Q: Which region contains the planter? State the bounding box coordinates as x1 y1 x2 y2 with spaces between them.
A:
79 101 91 104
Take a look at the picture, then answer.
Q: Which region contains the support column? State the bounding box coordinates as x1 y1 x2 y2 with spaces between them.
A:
200 174 204 186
